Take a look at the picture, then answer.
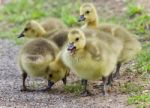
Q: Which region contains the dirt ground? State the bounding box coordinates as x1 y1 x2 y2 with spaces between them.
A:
0 39 136 108
0 0 149 108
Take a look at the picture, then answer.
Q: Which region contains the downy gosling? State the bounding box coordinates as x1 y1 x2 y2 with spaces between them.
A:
61 28 123 96
19 38 65 91
18 18 66 38
78 3 141 78
18 20 68 49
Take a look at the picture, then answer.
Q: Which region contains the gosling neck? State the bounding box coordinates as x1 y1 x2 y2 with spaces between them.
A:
86 19 99 29
36 24 47 37
38 30 47 37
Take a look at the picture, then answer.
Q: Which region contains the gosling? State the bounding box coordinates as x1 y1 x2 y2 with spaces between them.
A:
61 28 123 96
18 20 68 49
78 3 141 78
18 18 66 38
19 38 59 91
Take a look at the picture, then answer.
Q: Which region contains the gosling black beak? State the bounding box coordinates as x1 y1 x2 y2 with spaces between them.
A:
18 32 24 38
48 81 54 88
67 43 76 51
78 15 86 22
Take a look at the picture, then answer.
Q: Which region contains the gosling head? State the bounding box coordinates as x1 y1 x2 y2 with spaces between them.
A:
18 20 46 38
78 3 98 23
46 61 69 84
67 28 86 54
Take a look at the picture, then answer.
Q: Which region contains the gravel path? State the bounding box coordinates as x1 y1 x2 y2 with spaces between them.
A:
0 39 135 108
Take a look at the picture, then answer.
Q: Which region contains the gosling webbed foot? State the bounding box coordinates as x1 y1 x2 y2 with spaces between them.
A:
80 79 91 96
93 83 104 89
20 87 35 92
20 86 27 92
80 90 91 97
100 91 109 97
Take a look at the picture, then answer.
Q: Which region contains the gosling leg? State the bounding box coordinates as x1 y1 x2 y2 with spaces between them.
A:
81 79 91 96
113 62 121 79
101 76 108 96
20 71 27 91
107 73 113 86
62 76 67 85
93 73 113 89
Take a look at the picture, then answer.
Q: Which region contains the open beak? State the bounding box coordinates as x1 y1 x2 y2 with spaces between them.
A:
18 32 25 38
67 43 76 50
67 43 76 54
78 15 86 22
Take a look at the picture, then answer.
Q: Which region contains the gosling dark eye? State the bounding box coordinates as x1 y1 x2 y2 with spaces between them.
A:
24 28 28 31
75 37 79 42
49 74 53 78
86 11 90 14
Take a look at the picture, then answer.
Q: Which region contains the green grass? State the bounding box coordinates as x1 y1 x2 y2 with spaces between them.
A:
136 43 150 73
0 0 81 44
117 13 150 35
49 0 81 26
2 0 49 23
128 93 150 107
0 0 50 44
127 14 150 34
119 82 144 94
0 0 150 41
121 82 150 107
126 2 145 18
64 84 83 95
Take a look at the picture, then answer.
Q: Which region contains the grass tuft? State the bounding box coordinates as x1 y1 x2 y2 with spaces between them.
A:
136 43 150 73
120 82 144 94
128 93 150 105
126 3 144 18
64 84 83 95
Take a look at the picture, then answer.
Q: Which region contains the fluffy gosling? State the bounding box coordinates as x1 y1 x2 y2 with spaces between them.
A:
78 3 141 78
18 18 66 38
18 20 68 49
19 38 59 91
61 28 123 96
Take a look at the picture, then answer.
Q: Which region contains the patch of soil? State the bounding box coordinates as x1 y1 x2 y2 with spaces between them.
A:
0 39 137 108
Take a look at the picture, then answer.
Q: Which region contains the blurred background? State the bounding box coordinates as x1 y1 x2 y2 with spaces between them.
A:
0 0 150 40
0 0 150 107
